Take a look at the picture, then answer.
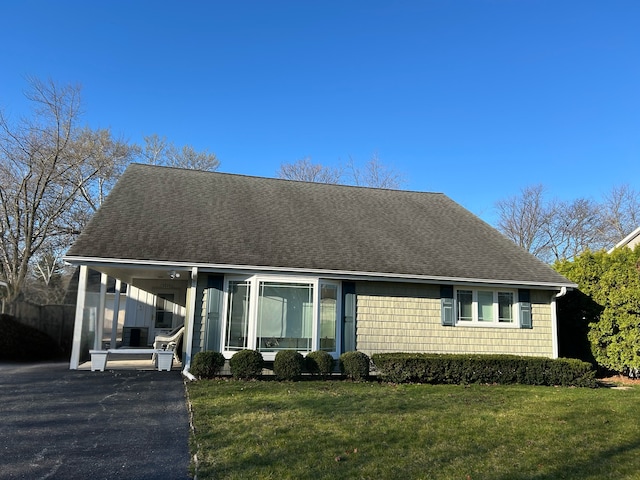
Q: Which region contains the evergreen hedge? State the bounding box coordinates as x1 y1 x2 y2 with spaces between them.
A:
555 247 640 375
229 349 264 379
273 350 304 380
371 353 597 387
305 350 335 377
339 351 370 380
190 351 226 379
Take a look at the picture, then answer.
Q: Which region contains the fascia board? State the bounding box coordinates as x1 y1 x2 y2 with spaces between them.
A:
63 255 577 290
608 226 640 253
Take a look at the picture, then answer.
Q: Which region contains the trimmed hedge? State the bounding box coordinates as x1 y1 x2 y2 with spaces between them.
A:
229 349 264 379
273 350 304 380
191 351 226 379
371 353 597 388
305 350 335 376
340 351 370 380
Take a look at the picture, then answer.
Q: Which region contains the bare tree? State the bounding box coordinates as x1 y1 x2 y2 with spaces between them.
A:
600 184 640 245
496 183 640 263
138 134 220 171
0 78 128 306
26 248 72 304
278 154 404 189
277 157 343 184
496 185 554 260
346 153 405 189
65 127 136 235
546 197 607 262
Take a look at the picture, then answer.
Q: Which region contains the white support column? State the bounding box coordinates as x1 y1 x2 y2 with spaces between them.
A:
110 279 122 349
182 267 198 370
70 265 89 369
95 273 107 350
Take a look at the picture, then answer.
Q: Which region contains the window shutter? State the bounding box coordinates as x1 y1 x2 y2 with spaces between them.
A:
519 289 532 329
342 282 356 352
441 285 455 326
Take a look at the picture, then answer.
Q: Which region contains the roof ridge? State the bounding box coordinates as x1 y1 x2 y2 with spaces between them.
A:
126 162 445 195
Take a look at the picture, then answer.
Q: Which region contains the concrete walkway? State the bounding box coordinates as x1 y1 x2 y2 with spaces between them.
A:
0 362 192 480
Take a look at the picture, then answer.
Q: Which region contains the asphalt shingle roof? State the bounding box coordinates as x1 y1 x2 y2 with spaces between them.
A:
66 164 573 287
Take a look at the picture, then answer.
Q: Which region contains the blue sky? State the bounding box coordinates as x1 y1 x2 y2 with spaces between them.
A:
1 1 639 224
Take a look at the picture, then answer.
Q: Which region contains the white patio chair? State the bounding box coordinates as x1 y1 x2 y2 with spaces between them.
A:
152 325 184 362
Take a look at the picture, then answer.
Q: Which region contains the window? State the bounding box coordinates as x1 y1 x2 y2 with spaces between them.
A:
155 293 175 328
455 288 517 326
225 280 251 350
456 290 473 321
256 282 313 352
222 276 340 359
498 292 514 323
319 283 338 351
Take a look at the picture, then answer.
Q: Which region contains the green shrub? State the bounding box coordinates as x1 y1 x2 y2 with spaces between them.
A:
273 350 304 380
339 351 370 380
190 351 226 379
371 353 597 387
0 314 63 361
229 349 264 379
555 248 640 375
305 350 335 376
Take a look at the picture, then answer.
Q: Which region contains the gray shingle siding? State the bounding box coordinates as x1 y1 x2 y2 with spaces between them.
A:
67 164 572 287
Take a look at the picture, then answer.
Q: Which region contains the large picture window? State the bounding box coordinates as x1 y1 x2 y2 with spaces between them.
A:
257 282 313 352
222 276 340 359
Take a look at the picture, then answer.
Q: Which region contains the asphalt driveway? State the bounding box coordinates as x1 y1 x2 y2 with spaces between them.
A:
0 362 191 479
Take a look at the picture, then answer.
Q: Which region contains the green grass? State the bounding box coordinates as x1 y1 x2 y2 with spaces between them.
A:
187 380 640 480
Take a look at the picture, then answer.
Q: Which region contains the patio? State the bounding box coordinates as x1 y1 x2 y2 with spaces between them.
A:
77 353 183 371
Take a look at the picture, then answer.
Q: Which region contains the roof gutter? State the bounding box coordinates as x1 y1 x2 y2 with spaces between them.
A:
63 255 577 290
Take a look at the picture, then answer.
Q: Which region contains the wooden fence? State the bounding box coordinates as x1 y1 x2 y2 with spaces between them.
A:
12 301 76 356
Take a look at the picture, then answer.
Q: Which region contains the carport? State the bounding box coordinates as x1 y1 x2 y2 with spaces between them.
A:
67 263 193 372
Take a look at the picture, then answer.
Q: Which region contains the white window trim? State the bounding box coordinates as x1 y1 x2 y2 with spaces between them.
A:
454 287 521 328
221 275 341 361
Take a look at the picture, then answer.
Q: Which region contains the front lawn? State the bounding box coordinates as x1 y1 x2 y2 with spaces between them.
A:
187 380 640 480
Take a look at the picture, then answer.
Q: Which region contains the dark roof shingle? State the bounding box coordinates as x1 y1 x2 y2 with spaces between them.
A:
66 164 573 287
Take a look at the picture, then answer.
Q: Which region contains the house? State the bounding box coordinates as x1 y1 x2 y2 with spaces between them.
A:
607 226 640 253
65 164 576 373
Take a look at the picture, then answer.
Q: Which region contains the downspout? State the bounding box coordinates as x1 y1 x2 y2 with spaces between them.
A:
182 267 198 381
550 286 568 359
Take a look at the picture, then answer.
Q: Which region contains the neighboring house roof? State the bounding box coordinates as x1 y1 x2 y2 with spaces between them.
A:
608 226 640 253
66 164 574 288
